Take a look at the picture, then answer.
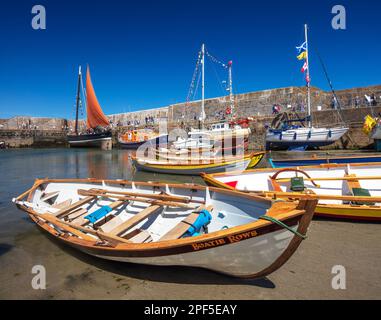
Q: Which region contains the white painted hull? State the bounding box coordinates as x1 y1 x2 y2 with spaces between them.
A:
86 227 296 277
266 127 349 149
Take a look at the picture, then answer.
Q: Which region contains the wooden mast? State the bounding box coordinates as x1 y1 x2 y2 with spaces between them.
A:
74 66 82 135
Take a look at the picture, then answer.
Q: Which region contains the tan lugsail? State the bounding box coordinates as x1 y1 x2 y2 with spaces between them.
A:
86 67 110 129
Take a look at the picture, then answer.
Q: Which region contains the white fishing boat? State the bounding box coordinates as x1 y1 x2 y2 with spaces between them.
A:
265 25 348 151
13 178 317 278
173 44 251 150
266 126 349 149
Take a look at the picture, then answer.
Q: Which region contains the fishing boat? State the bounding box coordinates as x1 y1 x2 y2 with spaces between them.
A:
265 25 348 151
201 163 381 221
118 130 169 150
131 151 265 175
13 178 317 278
172 130 248 155
173 44 251 150
159 138 248 159
67 66 112 148
269 153 381 168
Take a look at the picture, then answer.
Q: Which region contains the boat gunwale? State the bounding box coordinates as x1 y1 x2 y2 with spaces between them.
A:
270 154 381 164
201 161 381 178
14 178 308 250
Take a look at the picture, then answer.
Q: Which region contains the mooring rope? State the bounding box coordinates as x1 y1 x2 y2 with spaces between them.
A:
258 215 307 240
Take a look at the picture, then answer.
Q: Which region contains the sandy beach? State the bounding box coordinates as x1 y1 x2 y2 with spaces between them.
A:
1 218 380 299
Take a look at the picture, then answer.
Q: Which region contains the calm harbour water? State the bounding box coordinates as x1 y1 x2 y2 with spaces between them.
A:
0 148 380 299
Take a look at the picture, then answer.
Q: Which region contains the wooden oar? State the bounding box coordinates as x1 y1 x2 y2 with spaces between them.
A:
29 211 131 244
77 189 197 209
55 196 96 218
256 191 381 203
275 176 381 183
87 188 205 204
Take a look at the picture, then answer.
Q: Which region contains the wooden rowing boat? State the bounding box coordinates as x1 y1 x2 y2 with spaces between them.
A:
201 163 381 221
269 153 381 168
13 178 316 278
131 151 265 175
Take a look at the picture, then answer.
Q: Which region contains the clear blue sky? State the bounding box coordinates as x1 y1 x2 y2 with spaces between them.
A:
0 0 380 119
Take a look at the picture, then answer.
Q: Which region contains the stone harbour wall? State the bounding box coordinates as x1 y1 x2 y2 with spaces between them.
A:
1 84 380 148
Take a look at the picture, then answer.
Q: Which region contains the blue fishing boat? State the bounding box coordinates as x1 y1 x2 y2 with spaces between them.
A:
269 154 381 168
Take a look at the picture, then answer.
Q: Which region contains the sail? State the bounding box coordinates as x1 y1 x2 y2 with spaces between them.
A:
86 67 110 129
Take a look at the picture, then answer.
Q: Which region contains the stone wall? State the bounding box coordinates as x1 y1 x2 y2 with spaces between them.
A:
0 130 67 148
0 117 68 131
168 85 381 123
1 84 380 148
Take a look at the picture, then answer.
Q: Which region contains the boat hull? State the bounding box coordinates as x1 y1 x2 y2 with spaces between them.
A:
132 152 264 175
119 134 169 150
269 155 381 168
265 127 349 150
67 132 112 148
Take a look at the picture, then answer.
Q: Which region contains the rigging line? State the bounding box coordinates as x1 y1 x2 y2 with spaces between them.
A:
80 71 87 116
206 54 226 97
314 48 346 126
184 50 202 117
205 49 228 69
186 50 202 104
193 69 202 101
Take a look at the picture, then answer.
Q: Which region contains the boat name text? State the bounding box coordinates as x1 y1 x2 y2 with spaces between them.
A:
191 230 258 251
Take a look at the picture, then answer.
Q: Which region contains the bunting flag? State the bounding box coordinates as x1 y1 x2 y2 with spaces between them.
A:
296 41 309 84
297 51 307 60
296 41 307 53
363 115 377 135
301 61 308 73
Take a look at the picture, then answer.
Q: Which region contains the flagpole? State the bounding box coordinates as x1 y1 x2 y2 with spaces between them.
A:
304 24 312 128
201 43 205 128
228 60 234 119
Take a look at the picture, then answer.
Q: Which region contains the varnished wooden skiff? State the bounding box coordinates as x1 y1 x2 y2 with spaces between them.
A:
13 178 317 278
201 163 381 221
131 152 265 175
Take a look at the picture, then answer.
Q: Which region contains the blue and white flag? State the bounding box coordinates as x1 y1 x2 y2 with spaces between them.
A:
296 41 307 54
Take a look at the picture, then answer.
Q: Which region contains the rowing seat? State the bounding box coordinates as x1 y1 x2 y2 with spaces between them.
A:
41 191 60 203
345 174 374 205
52 199 72 209
108 205 162 237
67 208 87 221
129 230 153 243
159 205 212 241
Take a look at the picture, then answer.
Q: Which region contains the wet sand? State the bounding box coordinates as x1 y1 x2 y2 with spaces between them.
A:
0 148 380 299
